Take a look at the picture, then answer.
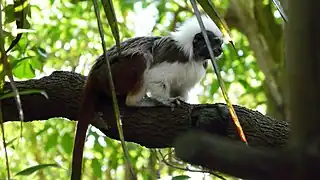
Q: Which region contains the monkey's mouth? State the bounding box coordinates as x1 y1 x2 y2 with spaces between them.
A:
213 47 223 57
202 47 223 59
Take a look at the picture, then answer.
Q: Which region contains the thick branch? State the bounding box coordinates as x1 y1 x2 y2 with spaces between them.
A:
2 71 289 148
175 131 294 180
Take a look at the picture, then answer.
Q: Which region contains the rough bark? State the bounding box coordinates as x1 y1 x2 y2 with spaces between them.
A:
2 71 289 149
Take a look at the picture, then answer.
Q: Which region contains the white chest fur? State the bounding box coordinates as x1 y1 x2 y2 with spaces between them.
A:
144 60 206 95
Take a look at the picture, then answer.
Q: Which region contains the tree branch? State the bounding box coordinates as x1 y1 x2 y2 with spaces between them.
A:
2 71 289 149
174 131 294 180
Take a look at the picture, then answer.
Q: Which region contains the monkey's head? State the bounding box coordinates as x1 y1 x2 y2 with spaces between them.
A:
192 30 223 60
171 15 224 62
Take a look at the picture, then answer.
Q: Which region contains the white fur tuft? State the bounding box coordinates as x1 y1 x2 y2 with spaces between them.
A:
170 15 223 60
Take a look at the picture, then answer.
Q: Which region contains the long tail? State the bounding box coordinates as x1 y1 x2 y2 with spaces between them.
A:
71 84 95 180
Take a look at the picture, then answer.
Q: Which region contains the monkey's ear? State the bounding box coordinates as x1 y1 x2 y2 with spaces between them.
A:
103 53 147 97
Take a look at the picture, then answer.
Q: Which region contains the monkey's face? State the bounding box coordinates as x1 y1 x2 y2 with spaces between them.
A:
192 30 223 60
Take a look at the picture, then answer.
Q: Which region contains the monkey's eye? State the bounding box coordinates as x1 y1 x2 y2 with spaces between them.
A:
212 38 222 45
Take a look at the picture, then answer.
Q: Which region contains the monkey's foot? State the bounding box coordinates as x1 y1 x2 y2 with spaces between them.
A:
166 96 185 111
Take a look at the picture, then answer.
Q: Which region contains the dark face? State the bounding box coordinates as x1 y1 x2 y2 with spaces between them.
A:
193 30 223 60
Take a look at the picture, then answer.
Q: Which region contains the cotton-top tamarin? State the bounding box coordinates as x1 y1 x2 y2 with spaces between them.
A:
71 15 224 179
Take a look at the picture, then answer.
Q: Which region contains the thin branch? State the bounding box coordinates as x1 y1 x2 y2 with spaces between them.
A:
157 150 227 180
271 0 288 22
190 0 248 144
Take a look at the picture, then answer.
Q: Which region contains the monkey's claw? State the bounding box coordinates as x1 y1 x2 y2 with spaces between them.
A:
167 96 184 111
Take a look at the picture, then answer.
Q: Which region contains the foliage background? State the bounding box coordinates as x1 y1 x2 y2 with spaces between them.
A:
0 0 285 179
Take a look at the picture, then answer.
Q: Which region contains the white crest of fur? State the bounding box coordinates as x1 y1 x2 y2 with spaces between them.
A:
170 15 223 60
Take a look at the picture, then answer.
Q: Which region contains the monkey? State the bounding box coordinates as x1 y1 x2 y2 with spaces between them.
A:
71 15 224 179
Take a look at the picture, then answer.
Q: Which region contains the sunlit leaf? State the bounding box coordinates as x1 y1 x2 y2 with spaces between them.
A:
16 163 61 176
35 124 51 136
45 132 58 151
12 58 35 79
11 56 34 69
91 158 102 178
209 80 219 96
30 58 43 70
3 5 15 24
61 133 73 155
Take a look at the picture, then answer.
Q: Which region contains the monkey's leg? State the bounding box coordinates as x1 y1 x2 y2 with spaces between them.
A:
146 81 180 107
125 84 147 106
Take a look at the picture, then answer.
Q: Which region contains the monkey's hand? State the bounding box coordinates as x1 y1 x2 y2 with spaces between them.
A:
155 96 185 111
167 96 184 106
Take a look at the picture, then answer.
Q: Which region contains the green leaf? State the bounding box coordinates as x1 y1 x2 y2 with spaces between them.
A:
119 0 135 13
172 175 191 180
45 132 58 151
16 163 61 176
36 124 51 136
61 133 73 155
141 1 152 8
0 89 48 100
238 79 250 90
209 80 220 96
30 58 43 70
12 58 35 79
11 56 34 69
3 5 15 24
3 30 12 37
91 158 102 178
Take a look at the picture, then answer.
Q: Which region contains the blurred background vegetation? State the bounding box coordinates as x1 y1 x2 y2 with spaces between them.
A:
1 0 286 179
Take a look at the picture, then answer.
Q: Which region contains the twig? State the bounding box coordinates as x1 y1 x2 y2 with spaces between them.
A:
190 0 248 145
157 150 227 180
